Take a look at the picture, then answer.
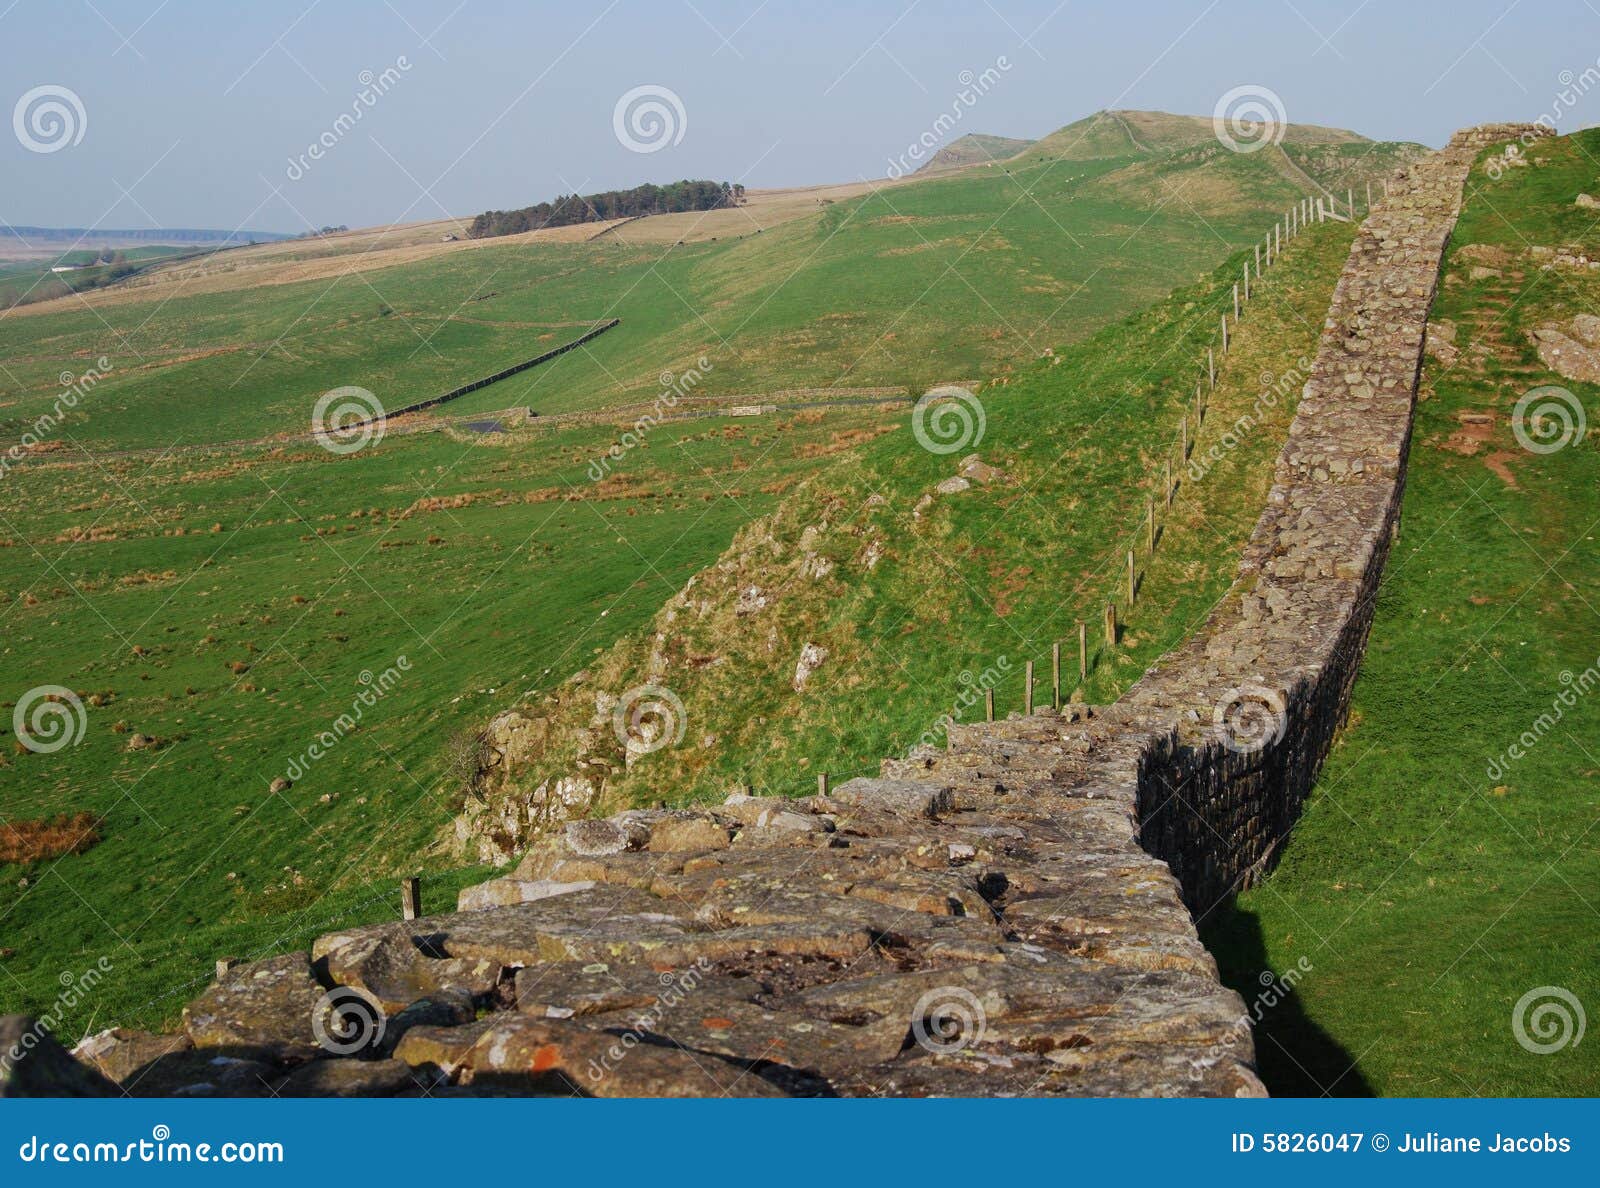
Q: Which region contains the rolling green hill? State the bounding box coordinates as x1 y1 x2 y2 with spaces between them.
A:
0 109 1421 1035
0 113 1419 453
913 132 1035 175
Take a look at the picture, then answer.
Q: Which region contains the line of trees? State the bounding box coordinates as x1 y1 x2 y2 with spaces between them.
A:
467 180 745 239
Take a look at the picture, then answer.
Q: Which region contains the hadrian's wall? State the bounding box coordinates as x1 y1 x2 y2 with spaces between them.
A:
4 125 1539 1101
1119 123 1543 915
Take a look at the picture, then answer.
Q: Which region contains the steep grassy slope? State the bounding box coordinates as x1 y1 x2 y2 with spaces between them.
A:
1206 128 1600 1097
461 213 1359 859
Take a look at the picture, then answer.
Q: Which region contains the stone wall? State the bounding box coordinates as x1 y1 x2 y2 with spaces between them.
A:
7 126 1536 1100
1116 123 1546 916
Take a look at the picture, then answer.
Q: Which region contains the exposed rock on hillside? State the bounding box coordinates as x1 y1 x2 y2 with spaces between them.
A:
1531 315 1600 383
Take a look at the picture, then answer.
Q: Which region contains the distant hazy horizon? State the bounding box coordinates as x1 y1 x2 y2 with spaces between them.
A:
5 0 1599 235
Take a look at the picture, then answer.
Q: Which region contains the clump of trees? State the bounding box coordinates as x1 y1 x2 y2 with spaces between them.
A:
468 180 744 239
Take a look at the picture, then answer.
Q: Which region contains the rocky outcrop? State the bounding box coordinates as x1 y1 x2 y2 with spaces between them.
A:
5 125 1529 1099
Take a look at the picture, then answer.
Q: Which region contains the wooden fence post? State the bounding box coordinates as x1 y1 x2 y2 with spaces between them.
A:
1220 316 1228 354
1233 284 1240 323
1347 187 1354 218
215 958 238 980
401 877 421 921
1147 497 1156 553
1366 180 1373 210
1181 412 1188 460
1207 347 1215 389
818 772 830 796
1243 262 1250 302
1078 619 1088 681
1254 241 1261 279
1103 602 1117 647
1126 549 1137 605
1165 458 1173 506
1051 642 1062 708
985 688 995 722
1024 661 1034 715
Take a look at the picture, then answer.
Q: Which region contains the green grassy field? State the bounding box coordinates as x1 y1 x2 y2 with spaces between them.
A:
0 404 901 1029
0 119 1414 451
0 110 1416 1037
1205 128 1600 1097
0 246 199 311
471 215 1359 842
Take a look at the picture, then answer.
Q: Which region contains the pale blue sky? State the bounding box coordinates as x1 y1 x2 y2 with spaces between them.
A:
3 0 1597 233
